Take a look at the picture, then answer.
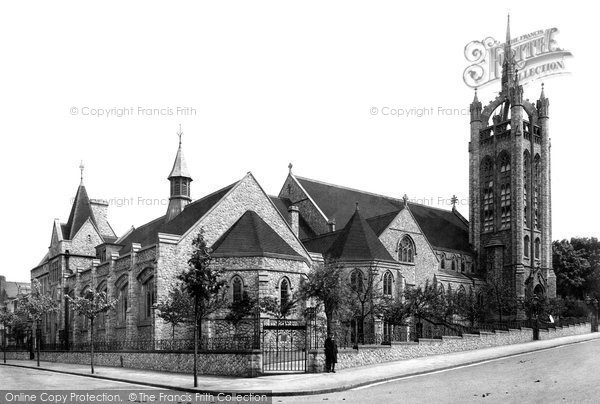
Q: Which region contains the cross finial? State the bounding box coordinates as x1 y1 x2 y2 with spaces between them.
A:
177 124 183 145
451 195 458 209
402 194 409 205
79 161 85 184
288 162 293 174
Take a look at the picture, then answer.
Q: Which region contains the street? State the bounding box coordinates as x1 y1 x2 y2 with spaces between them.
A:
279 338 600 404
0 338 598 403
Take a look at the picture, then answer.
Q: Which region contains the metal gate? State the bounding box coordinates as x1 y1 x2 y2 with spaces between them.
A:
261 322 307 373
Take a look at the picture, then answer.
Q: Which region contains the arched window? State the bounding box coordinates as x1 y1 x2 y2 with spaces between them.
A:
440 257 446 270
398 236 415 263
96 281 107 330
383 272 393 296
481 156 494 232
142 277 155 320
115 275 128 327
534 238 541 259
280 278 290 307
350 270 364 293
524 235 530 258
451 259 456 271
498 151 511 229
232 277 243 303
534 154 541 229
523 150 531 227
460 261 466 273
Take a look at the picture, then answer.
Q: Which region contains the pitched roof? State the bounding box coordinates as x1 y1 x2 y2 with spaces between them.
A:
64 185 97 240
118 182 237 254
303 209 395 263
294 176 473 254
211 210 302 260
168 142 191 179
2 282 31 299
269 196 317 240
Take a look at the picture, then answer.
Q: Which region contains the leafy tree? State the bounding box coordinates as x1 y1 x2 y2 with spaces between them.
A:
482 270 516 322
0 306 15 363
15 279 59 367
259 295 297 322
297 259 350 335
343 267 390 344
178 229 227 387
225 291 257 337
553 239 593 299
155 285 193 340
403 280 443 327
67 290 117 374
457 288 486 326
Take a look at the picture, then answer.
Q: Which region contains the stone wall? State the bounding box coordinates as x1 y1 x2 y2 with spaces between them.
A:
308 323 592 372
5 350 262 377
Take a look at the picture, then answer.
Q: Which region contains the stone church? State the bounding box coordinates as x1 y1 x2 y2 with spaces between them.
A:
30 21 555 345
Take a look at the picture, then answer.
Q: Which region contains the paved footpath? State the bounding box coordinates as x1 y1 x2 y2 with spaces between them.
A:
2 333 599 396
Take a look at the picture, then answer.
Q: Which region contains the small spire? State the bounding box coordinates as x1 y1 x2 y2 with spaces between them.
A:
79 161 85 185
540 82 546 99
473 87 479 103
177 124 183 145
506 13 511 46
451 195 458 210
288 162 293 174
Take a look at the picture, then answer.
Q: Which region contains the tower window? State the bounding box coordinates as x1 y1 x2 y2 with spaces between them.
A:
500 184 511 229
534 155 541 230
534 238 541 259
524 235 530 257
523 151 530 227
481 156 494 232
451 259 456 271
280 278 290 307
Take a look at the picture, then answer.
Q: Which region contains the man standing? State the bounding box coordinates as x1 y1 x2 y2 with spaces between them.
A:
324 333 338 373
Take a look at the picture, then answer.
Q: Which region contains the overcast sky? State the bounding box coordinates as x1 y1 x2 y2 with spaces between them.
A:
1 1 597 282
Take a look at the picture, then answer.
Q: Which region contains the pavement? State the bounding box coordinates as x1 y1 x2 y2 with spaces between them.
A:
2 332 599 396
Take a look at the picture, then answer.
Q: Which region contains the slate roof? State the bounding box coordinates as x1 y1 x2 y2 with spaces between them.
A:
294 176 473 254
211 210 302 260
64 185 97 240
269 196 317 240
117 182 237 254
302 209 395 263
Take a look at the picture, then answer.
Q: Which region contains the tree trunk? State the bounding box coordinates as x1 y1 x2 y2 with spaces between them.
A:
2 328 6 364
36 322 40 367
193 297 198 388
172 324 175 341
90 318 95 374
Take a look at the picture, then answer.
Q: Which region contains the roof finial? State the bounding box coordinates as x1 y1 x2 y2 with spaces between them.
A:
79 161 85 185
177 124 183 145
506 13 511 46
355 202 359 212
540 82 546 99
451 195 458 210
473 87 479 102
402 194 409 205
288 162 293 174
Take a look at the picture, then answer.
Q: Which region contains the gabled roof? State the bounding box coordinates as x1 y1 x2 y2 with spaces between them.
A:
64 185 97 240
211 210 302 260
269 196 317 240
303 209 395 263
1 282 31 299
118 182 237 254
294 176 473 254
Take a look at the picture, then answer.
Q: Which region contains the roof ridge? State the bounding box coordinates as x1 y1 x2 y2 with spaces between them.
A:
365 209 403 221
296 175 456 214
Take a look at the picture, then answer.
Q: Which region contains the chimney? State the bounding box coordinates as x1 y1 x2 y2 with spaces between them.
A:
327 219 336 232
288 205 299 237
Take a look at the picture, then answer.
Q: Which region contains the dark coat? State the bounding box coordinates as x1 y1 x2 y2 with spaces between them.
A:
324 337 338 363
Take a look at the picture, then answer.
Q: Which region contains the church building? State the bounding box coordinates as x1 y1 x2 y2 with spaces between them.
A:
30 19 555 345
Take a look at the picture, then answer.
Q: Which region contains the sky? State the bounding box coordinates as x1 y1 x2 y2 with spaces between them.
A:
1 1 598 282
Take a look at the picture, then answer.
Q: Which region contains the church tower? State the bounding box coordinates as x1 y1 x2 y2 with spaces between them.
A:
469 16 556 306
165 126 192 222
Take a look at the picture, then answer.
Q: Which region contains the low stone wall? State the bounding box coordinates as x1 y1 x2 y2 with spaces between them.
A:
538 323 591 341
4 350 262 377
308 323 592 372
3 351 31 360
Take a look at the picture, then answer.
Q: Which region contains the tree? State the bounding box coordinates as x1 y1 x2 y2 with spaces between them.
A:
178 229 227 388
403 280 443 328
67 289 117 374
343 267 391 344
457 288 486 326
297 259 350 335
0 306 15 363
15 279 59 367
259 295 297 322
553 239 593 299
225 291 257 337
155 285 193 340
482 270 516 322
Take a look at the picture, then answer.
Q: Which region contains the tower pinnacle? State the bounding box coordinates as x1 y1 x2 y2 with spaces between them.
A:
79 161 85 184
